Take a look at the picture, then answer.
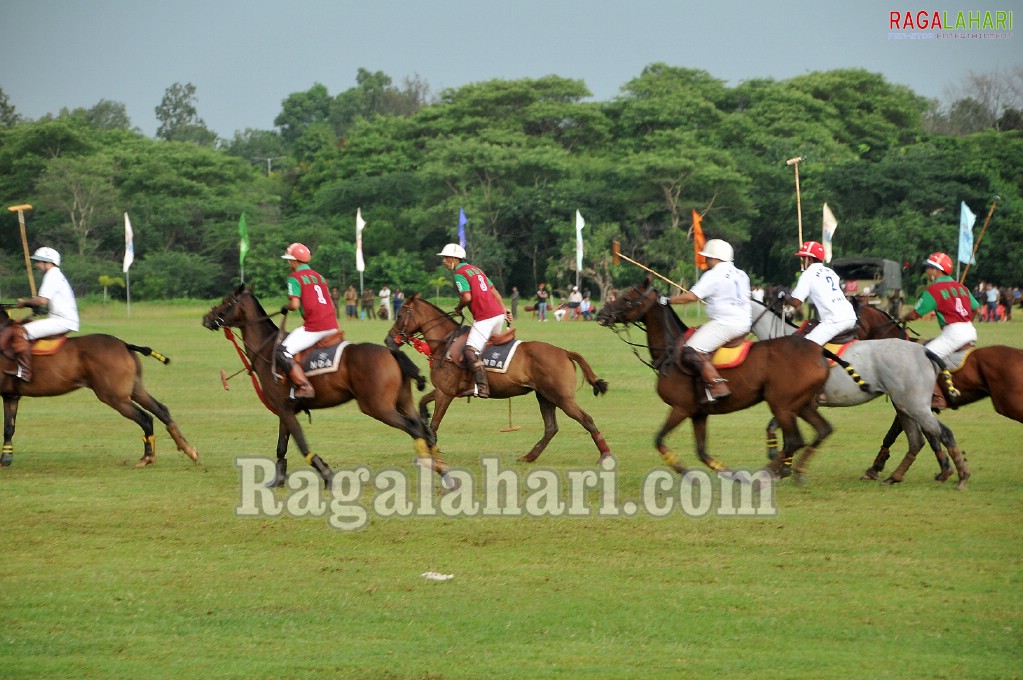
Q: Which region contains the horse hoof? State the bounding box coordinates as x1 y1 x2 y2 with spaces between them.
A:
517 454 538 463
264 477 287 489
0 452 11 466
443 475 461 492
133 455 155 468
860 469 880 481
934 470 953 482
881 476 901 486
955 474 970 491
794 472 808 486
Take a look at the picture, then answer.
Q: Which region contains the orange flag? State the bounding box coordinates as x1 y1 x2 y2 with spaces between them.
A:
692 209 707 271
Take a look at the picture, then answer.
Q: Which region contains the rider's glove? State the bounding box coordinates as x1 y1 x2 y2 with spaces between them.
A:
280 305 290 315
657 295 671 306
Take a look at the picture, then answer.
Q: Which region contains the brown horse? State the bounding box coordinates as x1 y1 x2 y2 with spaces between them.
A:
202 288 452 488
597 279 832 477
0 312 198 468
864 345 1023 481
384 294 612 463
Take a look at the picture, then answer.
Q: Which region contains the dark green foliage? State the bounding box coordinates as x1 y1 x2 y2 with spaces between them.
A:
1 67 1020 305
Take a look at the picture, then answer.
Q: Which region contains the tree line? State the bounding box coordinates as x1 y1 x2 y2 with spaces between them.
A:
0 64 1020 304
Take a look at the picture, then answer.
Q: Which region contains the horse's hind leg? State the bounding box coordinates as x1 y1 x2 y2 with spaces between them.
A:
655 406 689 474
519 394 558 463
96 394 158 467
765 416 781 462
542 394 611 464
791 404 833 484
692 414 730 474
132 383 199 462
863 415 903 481
883 413 925 485
1 395 20 466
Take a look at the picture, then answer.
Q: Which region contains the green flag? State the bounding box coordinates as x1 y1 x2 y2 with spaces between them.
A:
238 212 250 267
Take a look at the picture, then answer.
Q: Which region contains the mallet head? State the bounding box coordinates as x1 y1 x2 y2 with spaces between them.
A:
7 204 32 213
612 240 621 266
785 157 804 166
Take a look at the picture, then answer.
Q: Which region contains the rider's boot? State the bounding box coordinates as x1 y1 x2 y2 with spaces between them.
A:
682 346 730 402
460 347 490 399
1 325 32 382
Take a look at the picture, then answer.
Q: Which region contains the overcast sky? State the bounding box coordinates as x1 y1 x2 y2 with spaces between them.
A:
2 0 1020 139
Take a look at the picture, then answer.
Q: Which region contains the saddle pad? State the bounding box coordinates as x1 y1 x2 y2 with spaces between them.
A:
303 341 350 377
711 341 752 369
480 340 522 374
31 336 68 355
823 340 855 366
947 347 975 373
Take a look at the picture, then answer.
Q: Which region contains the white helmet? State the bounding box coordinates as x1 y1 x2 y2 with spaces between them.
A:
437 243 466 259
31 247 61 266
698 239 734 262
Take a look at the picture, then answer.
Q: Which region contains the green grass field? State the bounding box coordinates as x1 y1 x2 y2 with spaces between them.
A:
1 300 1020 679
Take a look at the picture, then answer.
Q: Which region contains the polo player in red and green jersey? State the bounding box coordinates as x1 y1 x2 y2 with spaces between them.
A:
438 243 511 399
277 242 339 399
902 251 979 409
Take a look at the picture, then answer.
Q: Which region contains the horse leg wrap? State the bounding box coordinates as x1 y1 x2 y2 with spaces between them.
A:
592 431 611 456
941 369 960 400
413 437 430 459
144 434 156 454
304 452 317 465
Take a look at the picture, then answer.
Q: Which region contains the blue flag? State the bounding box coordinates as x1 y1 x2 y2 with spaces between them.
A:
958 201 976 265
458 208 467 248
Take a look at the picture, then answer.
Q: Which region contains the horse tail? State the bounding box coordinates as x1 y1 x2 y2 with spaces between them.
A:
125 343 171 365
924 348 960 405
566 351 609 397
391 348 427 391
821 347 871 392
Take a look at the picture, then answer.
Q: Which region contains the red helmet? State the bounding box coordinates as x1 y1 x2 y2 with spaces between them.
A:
281 242 311 263
924 252 953 275
795 241 825 261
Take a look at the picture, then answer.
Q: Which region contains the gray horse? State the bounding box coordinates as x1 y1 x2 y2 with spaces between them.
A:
748 299 969 488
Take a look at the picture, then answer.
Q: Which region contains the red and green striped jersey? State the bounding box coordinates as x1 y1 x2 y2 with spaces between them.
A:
914 276 979 327
287 265 338 331
453 262 505 320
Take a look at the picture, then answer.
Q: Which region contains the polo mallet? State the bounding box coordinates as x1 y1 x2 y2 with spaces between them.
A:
786 157 805 264
7 204 36 296
611 240 688 293
500 401 521 432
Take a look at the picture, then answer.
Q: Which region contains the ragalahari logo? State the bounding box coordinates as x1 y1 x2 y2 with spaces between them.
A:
889 9 1013 40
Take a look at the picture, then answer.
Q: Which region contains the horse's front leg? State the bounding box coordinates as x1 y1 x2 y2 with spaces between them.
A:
267 419 291 488
1 395 19 466
764 416 781 462
277 411 334 488
654 406 689 474
692 413 730 474
764 410 805 480
862 415 903 481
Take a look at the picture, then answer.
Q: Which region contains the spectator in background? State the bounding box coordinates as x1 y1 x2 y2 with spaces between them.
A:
580 293 594 320
984 283 999 322
536 283 550 322
330 286 341 318
392 287 405 318
361 289 375 320
344 285 358 320
510 286 520 320
567 286 583 319
379 285 392 321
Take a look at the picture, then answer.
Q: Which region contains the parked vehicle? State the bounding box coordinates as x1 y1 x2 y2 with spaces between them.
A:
830 257 904 316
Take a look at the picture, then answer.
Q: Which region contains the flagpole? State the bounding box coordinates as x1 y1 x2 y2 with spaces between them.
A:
126 270 131 316
959 196 999 284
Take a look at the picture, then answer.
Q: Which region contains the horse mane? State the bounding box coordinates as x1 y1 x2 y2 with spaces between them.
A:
240 290 281 335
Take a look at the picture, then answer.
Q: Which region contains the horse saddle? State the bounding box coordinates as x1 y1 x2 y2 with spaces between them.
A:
945 343 977 373
822 340 856 366
294 331 349 376
672 329 752 372
31 335 69 355
443 327 520 373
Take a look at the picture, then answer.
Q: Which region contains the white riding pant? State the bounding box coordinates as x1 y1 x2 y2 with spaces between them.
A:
924 322 977 363
804 317 857 346
686 319 751 354
466 314 506 353
282 326 336 357
23 318 75 341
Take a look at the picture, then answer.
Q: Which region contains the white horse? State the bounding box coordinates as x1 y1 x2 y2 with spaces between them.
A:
748 299 969 488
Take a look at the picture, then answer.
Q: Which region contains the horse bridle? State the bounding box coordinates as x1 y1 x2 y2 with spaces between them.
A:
389 302 459 349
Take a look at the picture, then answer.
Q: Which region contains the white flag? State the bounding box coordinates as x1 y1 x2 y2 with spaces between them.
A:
575 210 585 274
821 203 838 263
355 208 366 273
122 212 134 273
